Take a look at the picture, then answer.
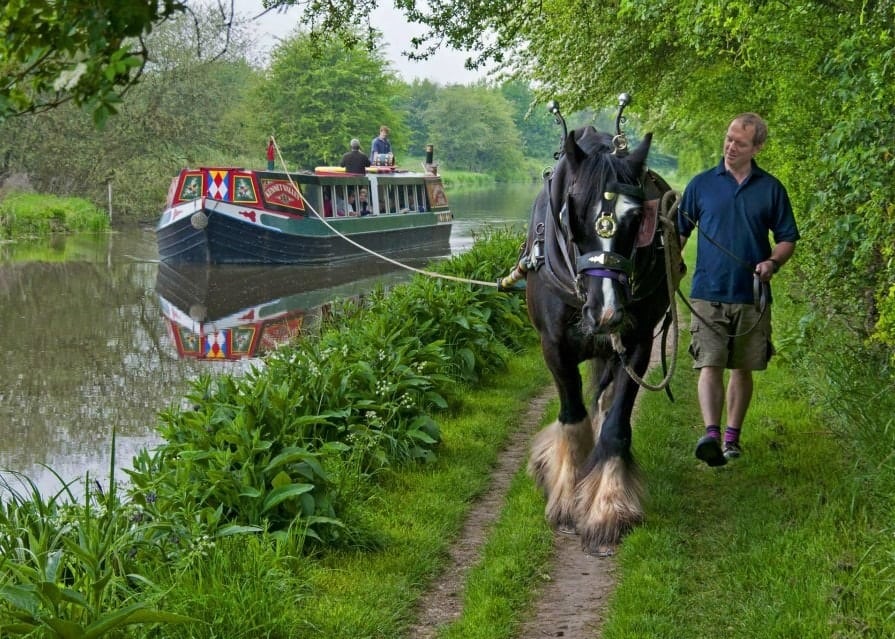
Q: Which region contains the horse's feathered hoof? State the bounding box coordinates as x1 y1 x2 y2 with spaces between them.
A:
528 418 593 531
574 456 643 553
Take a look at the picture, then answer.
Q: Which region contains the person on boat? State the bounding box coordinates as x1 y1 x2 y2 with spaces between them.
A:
358 187 371 216
370 126 393 165
266 136 275 170
341 139 371 174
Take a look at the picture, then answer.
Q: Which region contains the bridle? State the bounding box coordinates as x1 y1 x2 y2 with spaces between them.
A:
574 183 646 304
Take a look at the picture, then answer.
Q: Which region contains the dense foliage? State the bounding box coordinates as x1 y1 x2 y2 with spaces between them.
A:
0 0 185 125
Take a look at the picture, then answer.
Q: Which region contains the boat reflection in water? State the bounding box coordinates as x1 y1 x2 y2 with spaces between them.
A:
156 253 443 360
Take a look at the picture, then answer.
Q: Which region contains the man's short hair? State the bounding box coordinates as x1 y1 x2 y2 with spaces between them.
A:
350 138 360 150
732 113 768 147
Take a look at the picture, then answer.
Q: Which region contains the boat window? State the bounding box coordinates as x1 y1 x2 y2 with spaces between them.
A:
377 185 390 214
327 183 367 217
417 185 427 211
321 186 333 217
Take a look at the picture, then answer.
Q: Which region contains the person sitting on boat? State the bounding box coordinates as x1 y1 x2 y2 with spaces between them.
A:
334 193 350 216
338 191 360 217
370 126 393 165
341 139 371 174
358 187 371 216
322 189 333 217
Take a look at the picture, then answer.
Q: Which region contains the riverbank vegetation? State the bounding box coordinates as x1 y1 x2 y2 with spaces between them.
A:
0 230 543 637
0 192 108 238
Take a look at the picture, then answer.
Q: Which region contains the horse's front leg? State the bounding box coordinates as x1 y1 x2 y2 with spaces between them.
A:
575 336 653 554
527 337 594 533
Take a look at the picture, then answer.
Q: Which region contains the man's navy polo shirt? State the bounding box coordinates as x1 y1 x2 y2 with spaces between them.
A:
678 158 800 305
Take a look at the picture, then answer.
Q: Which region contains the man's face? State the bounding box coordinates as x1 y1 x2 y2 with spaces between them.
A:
723 121 760 173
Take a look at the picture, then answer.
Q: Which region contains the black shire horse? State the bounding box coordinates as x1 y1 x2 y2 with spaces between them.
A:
522 105 680 555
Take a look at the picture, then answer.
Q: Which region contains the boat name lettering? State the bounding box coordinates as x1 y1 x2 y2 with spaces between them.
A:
263 181 299 199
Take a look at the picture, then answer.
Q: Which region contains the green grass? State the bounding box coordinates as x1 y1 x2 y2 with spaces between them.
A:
603 326 871 638
0 191 109 238
293 348 553 637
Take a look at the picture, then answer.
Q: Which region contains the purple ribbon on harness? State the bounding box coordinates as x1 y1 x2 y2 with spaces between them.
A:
582 268 629 285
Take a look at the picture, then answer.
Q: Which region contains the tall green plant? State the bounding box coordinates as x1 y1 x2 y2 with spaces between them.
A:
0 442 195 637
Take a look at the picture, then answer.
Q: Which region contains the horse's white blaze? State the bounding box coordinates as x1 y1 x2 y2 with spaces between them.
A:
528 418 593 529
598 277 625 328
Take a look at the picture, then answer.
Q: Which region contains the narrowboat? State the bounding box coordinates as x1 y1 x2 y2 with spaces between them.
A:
155 165 453 264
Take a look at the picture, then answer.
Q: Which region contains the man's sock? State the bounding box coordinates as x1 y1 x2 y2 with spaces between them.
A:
724 426 741 444
705 425 721 440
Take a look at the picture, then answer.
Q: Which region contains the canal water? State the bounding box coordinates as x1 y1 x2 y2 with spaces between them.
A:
0 182 538 495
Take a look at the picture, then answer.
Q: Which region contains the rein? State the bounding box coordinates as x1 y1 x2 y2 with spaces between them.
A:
610 188 682 393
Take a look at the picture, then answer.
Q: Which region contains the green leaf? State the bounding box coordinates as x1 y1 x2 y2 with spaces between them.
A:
82 603 198 639
262 483 315 513
215 524 264 537
0 584 40 615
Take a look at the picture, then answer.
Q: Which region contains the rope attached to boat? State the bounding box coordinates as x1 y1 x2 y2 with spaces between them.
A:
268 136 498 289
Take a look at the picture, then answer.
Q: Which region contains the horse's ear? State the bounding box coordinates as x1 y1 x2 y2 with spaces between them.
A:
626 132 653 170
563 128 588 166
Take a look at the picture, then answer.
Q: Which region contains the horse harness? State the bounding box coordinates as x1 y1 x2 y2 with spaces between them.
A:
520 165 684 394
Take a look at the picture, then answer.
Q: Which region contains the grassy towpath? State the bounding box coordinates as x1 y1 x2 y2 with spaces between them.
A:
446 294 888 638
287 296 889 639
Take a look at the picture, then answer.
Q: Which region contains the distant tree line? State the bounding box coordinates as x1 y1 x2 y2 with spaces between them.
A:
0 10 606 224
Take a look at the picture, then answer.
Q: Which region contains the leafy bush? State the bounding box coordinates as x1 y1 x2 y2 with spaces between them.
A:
0 466 194 637
125 230 534 551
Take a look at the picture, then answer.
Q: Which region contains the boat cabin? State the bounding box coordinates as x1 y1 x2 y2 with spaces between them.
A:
164 167 450 220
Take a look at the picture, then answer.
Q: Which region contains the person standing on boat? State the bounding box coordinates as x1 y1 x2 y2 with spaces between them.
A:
341 138 371 174
370 126 393 165
266 136 275 171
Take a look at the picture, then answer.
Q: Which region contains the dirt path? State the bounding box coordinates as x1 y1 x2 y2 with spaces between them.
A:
408 386 618 639
409 338 673 638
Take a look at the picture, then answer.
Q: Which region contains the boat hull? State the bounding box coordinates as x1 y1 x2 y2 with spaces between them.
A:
156 168 453 265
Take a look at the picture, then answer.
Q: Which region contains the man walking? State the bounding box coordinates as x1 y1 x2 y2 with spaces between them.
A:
678 113 800 467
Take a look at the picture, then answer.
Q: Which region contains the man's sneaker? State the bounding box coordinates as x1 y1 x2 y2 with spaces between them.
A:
695 434 727 467
723 441 742 460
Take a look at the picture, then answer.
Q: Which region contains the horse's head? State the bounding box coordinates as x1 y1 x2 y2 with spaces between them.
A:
552 126 653 335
